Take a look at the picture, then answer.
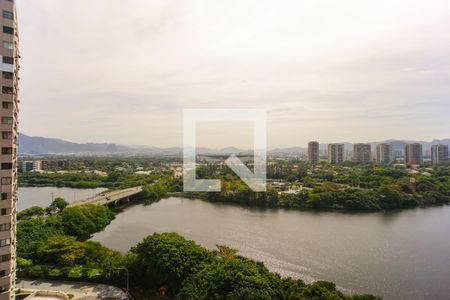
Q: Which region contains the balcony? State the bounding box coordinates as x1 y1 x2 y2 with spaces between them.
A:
0 261 10 273
0 230 10 242
0 276 10 291
0 245 10 257
0 200 12 209
0 124 12 132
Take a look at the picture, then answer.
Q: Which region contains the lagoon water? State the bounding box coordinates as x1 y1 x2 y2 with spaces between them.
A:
18 186 107 211
91 197 450 300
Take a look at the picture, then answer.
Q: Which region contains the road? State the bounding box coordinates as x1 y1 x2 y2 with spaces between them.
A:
17 278 127 299
68 186 143 207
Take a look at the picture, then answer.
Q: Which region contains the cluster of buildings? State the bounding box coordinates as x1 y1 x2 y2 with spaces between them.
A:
307 141 449 165
18 160 69 172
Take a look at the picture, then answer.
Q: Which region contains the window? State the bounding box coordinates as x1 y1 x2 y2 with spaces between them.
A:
1 132 11 139
0 209 6 216
2 41 12 50
2 56 13 64
0 270 6 278
2 26 13 35
2 11 13 20
1 86 13 94
1 72 12 80
1 177 11 185
0 194 6 201
1 148 12 155
2 102 12 109
0 238 10 247
1 117 13 125
0 254 10 262
0 223 10 231
1 163 12 170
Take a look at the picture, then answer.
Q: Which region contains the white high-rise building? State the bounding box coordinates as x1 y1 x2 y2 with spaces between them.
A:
328 143 344 164
376 143 393 164
431 145 449 165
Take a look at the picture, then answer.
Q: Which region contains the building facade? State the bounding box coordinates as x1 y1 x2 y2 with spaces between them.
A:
328 143 344 164
307 141 319 164
376 143 393 164
0 0 18 298
18 161 41 172
431 144 449 165
41 159 69 171
404 143 423 164
353 143 372 163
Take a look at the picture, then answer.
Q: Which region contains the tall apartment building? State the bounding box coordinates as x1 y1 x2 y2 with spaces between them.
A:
405 143 423 164
328 143 344 164
353 143 372 163
307 141 319 164
431 144 449 165
376 143 393 164
0 0 18 298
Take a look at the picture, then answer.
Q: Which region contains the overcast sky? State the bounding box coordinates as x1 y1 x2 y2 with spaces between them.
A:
17 0 450 148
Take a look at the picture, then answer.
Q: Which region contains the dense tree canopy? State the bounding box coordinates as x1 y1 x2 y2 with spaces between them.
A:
17 206 45 220
17 217 63 259
128 232 215 292
193 163 450 211
60 204 114 238
178 257 281 300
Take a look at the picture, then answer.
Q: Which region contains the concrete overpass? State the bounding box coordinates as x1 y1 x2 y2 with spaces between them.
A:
68 186 144 207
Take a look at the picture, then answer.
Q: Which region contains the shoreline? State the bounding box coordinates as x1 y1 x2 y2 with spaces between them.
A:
166 191 450 213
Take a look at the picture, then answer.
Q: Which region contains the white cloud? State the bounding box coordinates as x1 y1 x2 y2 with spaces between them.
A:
17 0 450 147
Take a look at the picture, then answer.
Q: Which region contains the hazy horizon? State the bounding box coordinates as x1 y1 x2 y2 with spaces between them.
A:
20 132 450 150
17 0 450 148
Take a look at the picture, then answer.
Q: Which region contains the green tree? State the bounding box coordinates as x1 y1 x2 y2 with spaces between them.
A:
17 206 45 220
60 204 114 239
215 245 238 260
46 197 69 214
177 257 281 300
17 217 63 259
377 186 404 208
37 235 85 266
128 232 214 293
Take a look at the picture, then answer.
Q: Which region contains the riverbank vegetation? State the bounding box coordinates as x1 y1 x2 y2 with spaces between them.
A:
17 199 380 299
18 171 178 190
128 232 380 299
19 157 450 211
194 162 450 210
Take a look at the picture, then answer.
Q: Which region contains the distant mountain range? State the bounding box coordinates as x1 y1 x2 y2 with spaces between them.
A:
18 133 180 155
18 133 450 156
18 134 248 156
